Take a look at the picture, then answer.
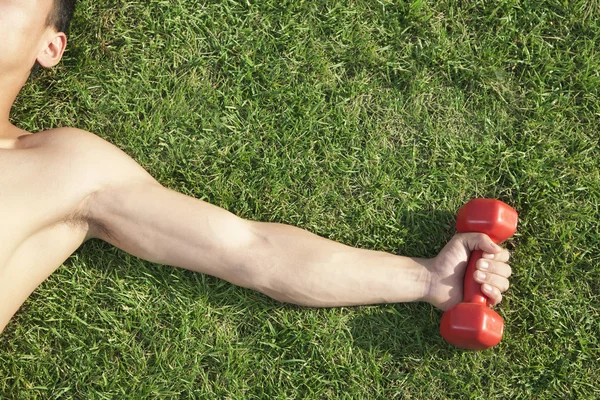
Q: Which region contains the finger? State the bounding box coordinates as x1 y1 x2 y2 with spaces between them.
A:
481 284 503 306
474 270 510 293
476 259 512 278
459 233 502 255
482 248 510 263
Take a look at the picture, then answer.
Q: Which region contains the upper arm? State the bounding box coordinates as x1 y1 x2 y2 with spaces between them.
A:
86 182 261 287
44 129 261 284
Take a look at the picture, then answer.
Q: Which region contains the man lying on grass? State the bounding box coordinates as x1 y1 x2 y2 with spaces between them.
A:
0 0 513 334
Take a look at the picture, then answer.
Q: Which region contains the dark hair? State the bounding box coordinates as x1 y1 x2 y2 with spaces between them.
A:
46 0 76 33
30 0 75 73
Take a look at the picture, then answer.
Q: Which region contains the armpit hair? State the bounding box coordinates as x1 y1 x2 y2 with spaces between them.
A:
62 206 116 243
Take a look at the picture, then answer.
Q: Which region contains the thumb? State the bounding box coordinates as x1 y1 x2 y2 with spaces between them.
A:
459 232 502 254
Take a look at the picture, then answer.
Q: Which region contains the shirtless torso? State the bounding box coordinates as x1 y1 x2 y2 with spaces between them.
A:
0 126 168 332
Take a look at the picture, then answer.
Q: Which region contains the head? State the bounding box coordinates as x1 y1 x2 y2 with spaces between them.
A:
0 0 75 86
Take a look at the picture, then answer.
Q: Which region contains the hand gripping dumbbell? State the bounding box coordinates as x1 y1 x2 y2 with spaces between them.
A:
440 199 518 350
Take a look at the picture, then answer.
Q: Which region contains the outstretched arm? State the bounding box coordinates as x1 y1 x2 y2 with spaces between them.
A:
71 129 510 309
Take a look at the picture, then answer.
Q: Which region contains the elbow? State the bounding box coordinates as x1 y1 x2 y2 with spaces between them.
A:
217 220 272 291
230 222 286 300
238 226 270 289
235 224 311 306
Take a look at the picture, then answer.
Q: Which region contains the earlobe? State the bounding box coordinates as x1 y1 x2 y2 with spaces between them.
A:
36 33 68 68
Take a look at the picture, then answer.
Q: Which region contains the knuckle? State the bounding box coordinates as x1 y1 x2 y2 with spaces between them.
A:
491 261 511 278
489 274 510 292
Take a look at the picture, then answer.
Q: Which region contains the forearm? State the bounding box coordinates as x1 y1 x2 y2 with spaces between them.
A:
245 221 433 307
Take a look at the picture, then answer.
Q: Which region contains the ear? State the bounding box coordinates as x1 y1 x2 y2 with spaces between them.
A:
36 32 68 68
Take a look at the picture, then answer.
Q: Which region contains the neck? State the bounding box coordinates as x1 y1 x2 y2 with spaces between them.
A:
0 71 29 137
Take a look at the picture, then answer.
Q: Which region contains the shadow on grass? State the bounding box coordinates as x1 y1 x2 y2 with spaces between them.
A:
347 207 459 361
348 303 453 361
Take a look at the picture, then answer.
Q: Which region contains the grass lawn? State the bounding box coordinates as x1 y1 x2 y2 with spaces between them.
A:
2 0 599 398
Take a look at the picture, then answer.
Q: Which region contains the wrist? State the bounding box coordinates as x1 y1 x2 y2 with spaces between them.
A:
392 256 435 305
416 257 435 305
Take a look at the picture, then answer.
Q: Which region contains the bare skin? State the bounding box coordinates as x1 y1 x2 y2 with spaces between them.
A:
0 0 512 334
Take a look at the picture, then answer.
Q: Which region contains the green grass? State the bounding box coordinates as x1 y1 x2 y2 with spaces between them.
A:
2 0 599 398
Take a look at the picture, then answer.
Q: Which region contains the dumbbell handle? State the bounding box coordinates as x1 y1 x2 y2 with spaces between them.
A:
464 250 491 306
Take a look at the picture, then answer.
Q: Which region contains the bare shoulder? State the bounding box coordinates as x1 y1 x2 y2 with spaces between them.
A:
22 128 161 239
20 127 157 187
17 128 159 231
0 128 158 331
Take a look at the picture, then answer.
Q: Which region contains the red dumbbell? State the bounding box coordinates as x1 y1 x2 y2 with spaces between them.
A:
440 198 518 350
